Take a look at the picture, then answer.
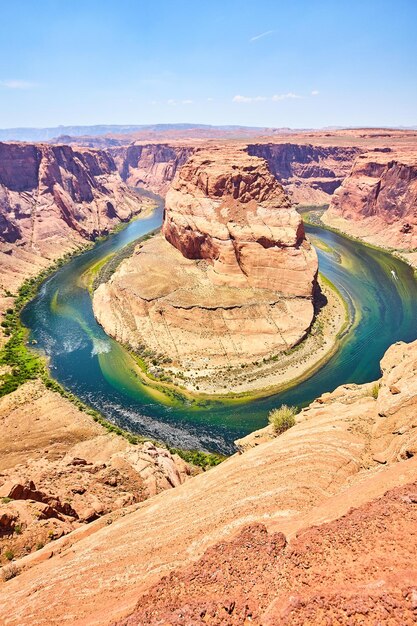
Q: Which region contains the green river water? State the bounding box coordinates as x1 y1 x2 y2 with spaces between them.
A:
21 195 417 454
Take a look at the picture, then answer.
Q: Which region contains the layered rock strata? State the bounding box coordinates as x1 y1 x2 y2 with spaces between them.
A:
109 140 363 204
2 338 417 624
110 143 194 195
248 142 363 205
0 142 146 293
323 150 417 250
93 149 318 390
0 379 195 566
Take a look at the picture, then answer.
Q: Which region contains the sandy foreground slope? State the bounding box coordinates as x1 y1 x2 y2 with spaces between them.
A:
1 338 417 624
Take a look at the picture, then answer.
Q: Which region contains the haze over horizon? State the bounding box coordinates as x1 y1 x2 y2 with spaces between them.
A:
0 0 416 130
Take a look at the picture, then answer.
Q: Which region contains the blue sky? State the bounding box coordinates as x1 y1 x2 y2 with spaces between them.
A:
0 0 416 128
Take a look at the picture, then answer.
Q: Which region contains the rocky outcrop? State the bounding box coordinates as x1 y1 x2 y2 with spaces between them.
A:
248 142 363 205
323 150 417 249
0 379 195 565
163 149 316 295
119 481 417 626
93 148 318 392
0 142 147 292
3 338 417 623
110 143 194 195
108 141 362 204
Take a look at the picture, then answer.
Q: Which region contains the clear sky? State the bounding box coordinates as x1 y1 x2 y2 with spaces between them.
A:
0 0 416 129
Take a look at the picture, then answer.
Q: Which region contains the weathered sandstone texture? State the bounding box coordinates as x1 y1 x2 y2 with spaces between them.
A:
109 140 362 204
0 142 147 293
119 481 417 626
163 149 317 294
2 339 417 624
93 149 318 390
0 380 195 565
323 150 417 250
248 142 363 205
110 143 194 195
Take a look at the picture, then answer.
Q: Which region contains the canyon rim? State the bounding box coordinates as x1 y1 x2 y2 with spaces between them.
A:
1 1 417 625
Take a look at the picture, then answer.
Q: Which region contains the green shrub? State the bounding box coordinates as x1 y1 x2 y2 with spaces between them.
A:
268 404 296 435
168 447 225 470
371 383 380 399
4 549 14 561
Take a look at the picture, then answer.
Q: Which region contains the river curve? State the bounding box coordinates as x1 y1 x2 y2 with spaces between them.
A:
21 194 417 454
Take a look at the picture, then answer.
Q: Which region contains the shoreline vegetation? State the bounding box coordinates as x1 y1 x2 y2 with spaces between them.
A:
89 226 350 402
0 209 224 469
3 201 407 460
99 273 350 406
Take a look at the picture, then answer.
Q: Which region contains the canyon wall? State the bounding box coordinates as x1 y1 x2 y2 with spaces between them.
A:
110 143 194 195
108 141 362 204
0 142 146 292
323 150 417 250
93 148 318 392
2 337 417 624
248 142 363 205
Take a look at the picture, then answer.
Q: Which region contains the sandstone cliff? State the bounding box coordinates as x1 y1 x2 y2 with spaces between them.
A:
2 338 417 624
0 142 147 292
248 142 363 205
110 142 194 195
163 148 316 295
93 148 319 393
323 150 417 250
108 140 362 205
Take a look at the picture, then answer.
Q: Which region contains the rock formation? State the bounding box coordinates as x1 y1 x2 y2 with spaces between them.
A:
93 148 318 392
110 142 194 195
248 142 363 205
163 149 316 295
0 142 147 292
0 379 195 566
2 338 417 623
108 140 363 204
323 150 417 250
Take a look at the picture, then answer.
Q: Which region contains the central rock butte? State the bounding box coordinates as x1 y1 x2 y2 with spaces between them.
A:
93 148 320 394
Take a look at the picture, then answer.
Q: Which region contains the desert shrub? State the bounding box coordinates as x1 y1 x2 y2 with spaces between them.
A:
268 404 296 435
168 447 225 470
4 550 14 561
371 383 380 399
1 562 19 581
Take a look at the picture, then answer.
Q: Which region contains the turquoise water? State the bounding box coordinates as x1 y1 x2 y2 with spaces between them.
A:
21 196 417 454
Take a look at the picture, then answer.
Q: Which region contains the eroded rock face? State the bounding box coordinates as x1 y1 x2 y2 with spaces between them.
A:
323 150 417 249
93 149 318 383
110 143 194 195
0 142 146 292
3 339 417 624
109 141 363 205
247 143 363 205
163 149 317 296
0 380 195 565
